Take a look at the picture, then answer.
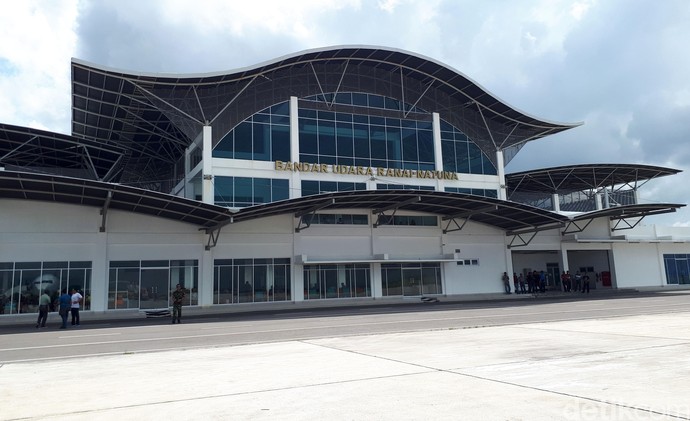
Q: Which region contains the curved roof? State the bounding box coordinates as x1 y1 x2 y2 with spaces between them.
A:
228 189 570 232
71 45 580 188
0 170 569 232
0 171 234 228
0 123 125 181
506 164 681 195
572 203 685 222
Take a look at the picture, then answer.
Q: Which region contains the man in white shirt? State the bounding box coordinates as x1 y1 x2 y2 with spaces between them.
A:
70 288 83 326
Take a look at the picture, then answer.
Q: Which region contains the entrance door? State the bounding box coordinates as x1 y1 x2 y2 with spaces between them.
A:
402 268 422 296
140 268 169 309
546 263 560 290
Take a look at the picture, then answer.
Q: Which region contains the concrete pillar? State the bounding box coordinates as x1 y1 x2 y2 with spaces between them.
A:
603 188 610 208
91 232 108 312
199 248 214 307
371 262 383 298
289 96 301 198
201 125 214 204
552 193 560 212
432 113 444 192
595 192 603 210
496 150 507 200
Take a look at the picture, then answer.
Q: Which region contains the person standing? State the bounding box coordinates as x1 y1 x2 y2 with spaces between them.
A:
58 288 71 329
501 272 511 294
36 289 51 328
171 284 186 324
581 273 591 293
513 273 519 294
70 288 83 326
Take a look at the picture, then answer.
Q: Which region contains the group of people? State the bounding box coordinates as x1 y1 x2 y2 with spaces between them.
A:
36 288 82 329
503 271 548 294
502 270 594 295
560 271 591 293
35 284 187 328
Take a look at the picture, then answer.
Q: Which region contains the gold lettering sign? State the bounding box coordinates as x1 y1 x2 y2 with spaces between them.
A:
274 161 459 180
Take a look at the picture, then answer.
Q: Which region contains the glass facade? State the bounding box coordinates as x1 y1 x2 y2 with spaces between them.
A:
213 258 291 304
445 187 498 198
301 180 366 196
214 102 291 162
215 176 289 207
0 261 92 315
440 120 496 175
298 107 436 170
304 213 368 225
378 184 435 191
663 254 690 285
108 260 198 310
303 264 371 299
381 263 442 296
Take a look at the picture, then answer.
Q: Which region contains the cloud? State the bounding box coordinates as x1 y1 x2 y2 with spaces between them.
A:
0 0 78 133
1 0 689 225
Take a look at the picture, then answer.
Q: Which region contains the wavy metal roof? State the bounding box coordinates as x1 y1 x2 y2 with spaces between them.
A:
0 170 569 232
506 163 681 195
0 123 125 181
71 45 580 189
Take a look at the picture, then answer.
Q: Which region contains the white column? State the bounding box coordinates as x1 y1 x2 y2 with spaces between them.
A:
201 125 214 204
184 145 192 199
199 248 214 307
91 232 108 312
496 150 507 200
432 113 444 191
289 96 301 198
595 192 603 210
371 263 382 298
552 193 560 212
505 247 514 291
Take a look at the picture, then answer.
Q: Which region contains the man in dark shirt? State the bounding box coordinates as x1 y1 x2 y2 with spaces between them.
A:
171 284 186 324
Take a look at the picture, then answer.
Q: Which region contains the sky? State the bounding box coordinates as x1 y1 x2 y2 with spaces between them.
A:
1 0 689 225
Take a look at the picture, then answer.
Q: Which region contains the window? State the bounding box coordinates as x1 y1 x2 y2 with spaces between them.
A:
213 101 291 162
0 261 92 315
663 254 690 285
213 258 291 304
108 260 198 310
381 263 442 296
215 176 289 207
303 264 371 300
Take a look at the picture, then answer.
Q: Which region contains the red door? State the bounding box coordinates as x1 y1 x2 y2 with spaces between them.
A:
601 271 612 287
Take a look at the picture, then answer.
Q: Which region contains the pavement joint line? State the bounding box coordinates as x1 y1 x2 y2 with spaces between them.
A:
3 370 435 421
300 339 689 420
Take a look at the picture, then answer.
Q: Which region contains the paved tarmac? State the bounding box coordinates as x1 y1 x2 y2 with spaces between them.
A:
2 297 690 420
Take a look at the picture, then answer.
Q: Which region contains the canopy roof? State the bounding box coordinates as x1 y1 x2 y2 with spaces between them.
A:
228 189 570 232
0 170 233 228
506 164 681 195
0 170 570 232
71 45 580 189
570 203 685 222
0 123 125 181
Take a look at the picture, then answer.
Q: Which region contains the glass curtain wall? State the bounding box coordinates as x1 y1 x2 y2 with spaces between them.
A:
213 258 291 304
0 261 92 315
108 260 198 310
664 254 690 285
381 263 442 296
303 264 371 300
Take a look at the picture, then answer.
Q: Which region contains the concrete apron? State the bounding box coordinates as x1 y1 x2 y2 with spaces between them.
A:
2 311 690 420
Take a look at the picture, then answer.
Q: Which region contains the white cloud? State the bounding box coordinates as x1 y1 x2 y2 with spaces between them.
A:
1 0 690 225
0 0 78 133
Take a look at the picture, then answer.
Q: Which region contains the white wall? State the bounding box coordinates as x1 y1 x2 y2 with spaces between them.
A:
610 243 664 288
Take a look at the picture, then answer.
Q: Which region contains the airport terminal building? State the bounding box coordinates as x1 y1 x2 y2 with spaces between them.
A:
1 46 689 316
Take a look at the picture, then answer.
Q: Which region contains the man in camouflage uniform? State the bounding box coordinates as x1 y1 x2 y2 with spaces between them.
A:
171 284 186 324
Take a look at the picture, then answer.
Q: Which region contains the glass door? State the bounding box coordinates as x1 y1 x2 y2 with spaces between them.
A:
402 267 422 296
140 268 169 309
